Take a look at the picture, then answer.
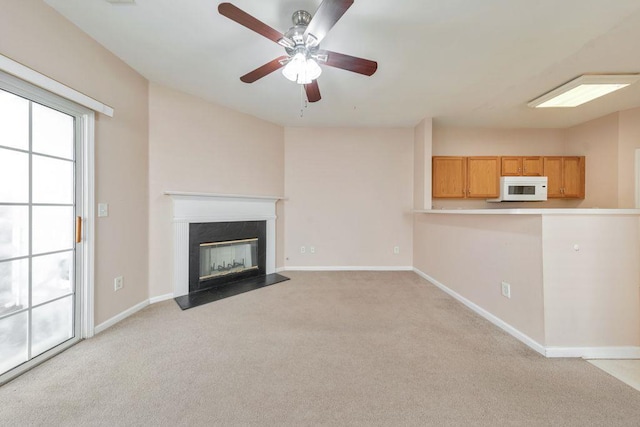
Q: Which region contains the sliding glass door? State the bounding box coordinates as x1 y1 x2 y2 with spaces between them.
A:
0 85 82 379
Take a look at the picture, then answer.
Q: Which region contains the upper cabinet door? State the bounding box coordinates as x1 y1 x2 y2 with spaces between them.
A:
501 156 543 176
467 156 500 198
501 157 522 176
432 156 467 198
543 157 563 198
522 157 543 176
562 156 585 198
543 156 585 198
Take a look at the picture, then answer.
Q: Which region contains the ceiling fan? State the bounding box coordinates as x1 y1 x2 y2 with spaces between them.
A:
218 0 377 103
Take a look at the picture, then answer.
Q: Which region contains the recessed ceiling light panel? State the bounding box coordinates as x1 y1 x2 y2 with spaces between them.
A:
105 0 136 4
528 74 640 108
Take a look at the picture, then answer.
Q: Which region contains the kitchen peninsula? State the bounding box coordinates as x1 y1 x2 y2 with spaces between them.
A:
413 208 640 358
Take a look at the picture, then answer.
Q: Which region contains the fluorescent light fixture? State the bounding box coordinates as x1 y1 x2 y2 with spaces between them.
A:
528 74 640 108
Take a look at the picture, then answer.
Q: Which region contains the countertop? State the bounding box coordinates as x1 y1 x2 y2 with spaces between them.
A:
415 208 640 215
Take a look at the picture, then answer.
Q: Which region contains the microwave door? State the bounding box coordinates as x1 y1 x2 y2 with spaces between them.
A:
508 185 536 195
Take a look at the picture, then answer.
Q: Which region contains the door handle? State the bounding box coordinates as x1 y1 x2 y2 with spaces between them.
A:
75 216 82 243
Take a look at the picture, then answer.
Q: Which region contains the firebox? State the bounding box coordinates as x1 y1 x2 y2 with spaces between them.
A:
199 238 258 281
189 221 266 293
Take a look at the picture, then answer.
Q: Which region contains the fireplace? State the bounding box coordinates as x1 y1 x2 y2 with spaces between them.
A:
189 221 266 293
166 191 288 310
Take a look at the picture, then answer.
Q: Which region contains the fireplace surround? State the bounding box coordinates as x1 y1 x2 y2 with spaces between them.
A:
165 192 284 301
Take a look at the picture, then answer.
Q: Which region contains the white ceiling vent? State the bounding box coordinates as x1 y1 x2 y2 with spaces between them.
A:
105 0 135 4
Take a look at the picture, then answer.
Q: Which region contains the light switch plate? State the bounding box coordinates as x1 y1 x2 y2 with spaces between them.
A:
98 203 109 217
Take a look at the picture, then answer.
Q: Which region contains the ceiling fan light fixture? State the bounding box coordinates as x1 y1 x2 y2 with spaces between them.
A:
282 52 322 85
304 58 322 81
528 74 640 108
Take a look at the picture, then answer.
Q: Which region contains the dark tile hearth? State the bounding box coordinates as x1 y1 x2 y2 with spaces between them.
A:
174 273 290 310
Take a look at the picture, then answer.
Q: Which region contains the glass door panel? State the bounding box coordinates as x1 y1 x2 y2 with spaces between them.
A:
32 252 73 306
31 295 74 357
0 206 29 260
32 102 74 159
0 90 29 150
0 87 79 380
32 155 74 204
32 206 74 255
0 258 28 316
0 311 28 373
0 148 29 203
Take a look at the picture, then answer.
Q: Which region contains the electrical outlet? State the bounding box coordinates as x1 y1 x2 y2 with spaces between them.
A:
393 246 400 254
501 281 511 299
310 246 315 254
300 246 306 254
114 276 123 291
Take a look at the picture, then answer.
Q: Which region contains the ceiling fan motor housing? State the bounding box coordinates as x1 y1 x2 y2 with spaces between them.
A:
284 10 316 55
292 10 312 26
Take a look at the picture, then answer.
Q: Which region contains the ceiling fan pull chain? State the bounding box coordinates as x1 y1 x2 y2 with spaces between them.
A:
300 84 308 117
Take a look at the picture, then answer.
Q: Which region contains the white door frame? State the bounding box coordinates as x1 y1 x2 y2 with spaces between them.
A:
79 109 95 339
635 149 640 209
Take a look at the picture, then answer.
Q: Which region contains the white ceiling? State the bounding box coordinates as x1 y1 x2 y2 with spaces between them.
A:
44 0 640 128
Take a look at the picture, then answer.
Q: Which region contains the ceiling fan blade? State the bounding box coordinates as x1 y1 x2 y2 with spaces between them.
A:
240 56 289 83
218 2 285 44
320 50 377 76
304 80 321 103
304 0 354 45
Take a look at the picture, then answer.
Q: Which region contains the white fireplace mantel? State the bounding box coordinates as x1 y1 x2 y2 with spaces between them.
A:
165 191 284 297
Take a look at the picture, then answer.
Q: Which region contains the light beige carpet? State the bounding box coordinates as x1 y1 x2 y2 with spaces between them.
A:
2 271 640 426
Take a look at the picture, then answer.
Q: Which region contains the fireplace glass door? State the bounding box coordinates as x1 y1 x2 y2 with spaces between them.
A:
199 238 258 282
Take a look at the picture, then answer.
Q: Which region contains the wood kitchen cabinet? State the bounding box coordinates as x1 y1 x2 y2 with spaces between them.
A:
501 156 543 176
543 156 585 198
432 156 466 198
432 156 500 198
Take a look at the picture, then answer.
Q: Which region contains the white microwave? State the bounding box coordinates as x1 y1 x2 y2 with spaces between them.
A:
487 176 548 202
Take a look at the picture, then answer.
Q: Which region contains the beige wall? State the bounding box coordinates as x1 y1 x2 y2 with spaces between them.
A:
0 0 149 324
542 215 640 347
565 113 619 208
148 84 284 297
413 214 546 343
433 127 567 156
284 128 414 268
618 107 640 208
414 118 433 210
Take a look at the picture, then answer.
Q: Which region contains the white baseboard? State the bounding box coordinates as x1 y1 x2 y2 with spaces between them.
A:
413 268 547 357
149 293 174 304
94 299 149 335
94 292 179 335
283 266 414 272
546 347 640 359
275 267 287 273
